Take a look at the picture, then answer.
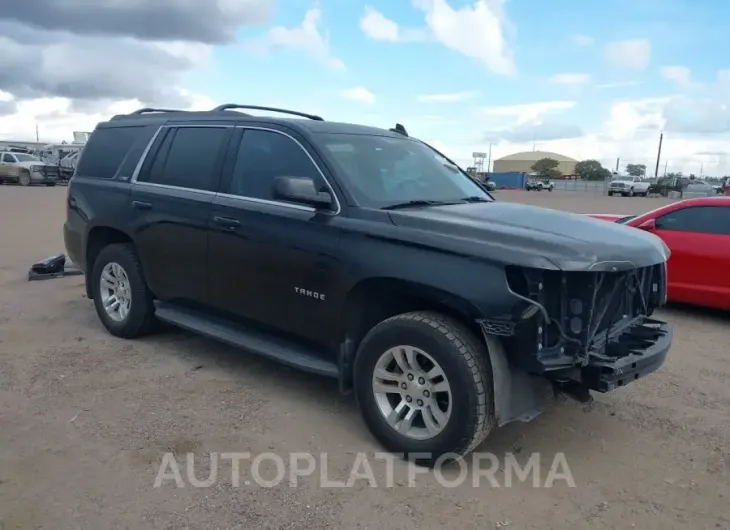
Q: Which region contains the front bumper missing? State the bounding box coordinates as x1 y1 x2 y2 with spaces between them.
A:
581 317 672 392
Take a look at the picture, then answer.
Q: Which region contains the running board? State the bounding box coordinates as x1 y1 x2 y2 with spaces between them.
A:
154 301 339 378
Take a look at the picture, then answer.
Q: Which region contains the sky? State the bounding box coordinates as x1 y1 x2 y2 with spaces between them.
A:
1 0 729 175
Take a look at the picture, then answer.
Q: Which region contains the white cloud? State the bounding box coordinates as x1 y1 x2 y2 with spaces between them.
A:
359 1 515 76
596 80 641 89
244 8 344 70
0 89 217 143
341 87 376 104
480 101 576 125
360 6 399 41
360 6 427 42
546 73 591 86
417 91 478 103
571 34 594 46
604 39 652 71
413 0 515 76
661 66 692 88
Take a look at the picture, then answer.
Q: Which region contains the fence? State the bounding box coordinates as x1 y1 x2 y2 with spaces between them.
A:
549 179 609 193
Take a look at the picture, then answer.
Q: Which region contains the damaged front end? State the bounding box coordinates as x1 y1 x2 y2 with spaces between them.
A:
482 261 671 400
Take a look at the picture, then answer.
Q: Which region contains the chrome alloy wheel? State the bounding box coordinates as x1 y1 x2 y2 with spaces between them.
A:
99 262 132 322
372 346 453 440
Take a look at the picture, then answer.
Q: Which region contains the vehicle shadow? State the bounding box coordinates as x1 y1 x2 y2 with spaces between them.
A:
137 321 635 477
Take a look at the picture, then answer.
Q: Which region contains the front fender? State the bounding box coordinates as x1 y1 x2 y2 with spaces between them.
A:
483 333 556 427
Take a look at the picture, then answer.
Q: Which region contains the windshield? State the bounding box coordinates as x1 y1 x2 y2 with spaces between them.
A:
616 215 636 224
317 133 492 208
13 153 40 162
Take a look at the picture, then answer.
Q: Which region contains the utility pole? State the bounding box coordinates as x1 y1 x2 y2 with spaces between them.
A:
663 160 667 176
615 158 620 172
35 124 39 142
486 143 492 173
700 162 703 176
654 131 663 178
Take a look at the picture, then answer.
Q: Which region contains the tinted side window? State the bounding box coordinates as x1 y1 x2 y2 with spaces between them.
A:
76 126 145 179
656 206 730 235
226 129 321 201
141 127 228 191
2 154 15 162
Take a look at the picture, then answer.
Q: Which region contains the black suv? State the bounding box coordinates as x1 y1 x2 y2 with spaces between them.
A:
64 104 673 464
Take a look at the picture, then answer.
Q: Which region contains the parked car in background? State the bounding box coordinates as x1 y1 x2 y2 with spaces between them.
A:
608 175 650 197
525 178 554 191
682 180 717 198
588 196 730 310
0 151 60 186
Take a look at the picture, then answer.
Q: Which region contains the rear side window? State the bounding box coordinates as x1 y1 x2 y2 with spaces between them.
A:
75 126 148 179
139 126 229 191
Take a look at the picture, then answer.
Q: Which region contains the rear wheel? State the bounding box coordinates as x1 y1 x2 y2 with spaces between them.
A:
45 182 56 187
91 243 156 338
354 311 494 467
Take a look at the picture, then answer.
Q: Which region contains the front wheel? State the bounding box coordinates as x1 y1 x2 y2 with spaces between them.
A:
91 243 156 338
354 311 494 467
18 172 31 186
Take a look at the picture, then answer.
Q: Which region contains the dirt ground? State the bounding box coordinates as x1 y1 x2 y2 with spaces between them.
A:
0 186 728 530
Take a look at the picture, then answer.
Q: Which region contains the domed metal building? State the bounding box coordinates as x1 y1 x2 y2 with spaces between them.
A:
492 150 578 175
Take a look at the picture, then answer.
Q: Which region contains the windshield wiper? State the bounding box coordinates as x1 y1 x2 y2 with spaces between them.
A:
381 200 462 210
460 196 491 203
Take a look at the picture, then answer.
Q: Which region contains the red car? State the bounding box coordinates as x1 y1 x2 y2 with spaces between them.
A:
588 197 730 310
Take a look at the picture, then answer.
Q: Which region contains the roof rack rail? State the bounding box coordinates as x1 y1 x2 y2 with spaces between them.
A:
211 104 324 121
390 123 408 136
130 108 189 115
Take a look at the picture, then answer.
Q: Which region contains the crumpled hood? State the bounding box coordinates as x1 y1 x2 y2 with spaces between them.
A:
388 201 669 271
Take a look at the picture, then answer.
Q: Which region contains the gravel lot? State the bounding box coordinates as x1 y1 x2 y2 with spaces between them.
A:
1 187 728 529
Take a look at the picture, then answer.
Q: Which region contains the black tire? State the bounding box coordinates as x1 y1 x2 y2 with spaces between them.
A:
90 243 156 339
45 182 57 187
19 172 31 186
354 311 494 467
607 191 613 196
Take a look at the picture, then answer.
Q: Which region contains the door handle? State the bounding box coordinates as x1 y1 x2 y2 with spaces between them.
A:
132 201 152 210
212 216 241 229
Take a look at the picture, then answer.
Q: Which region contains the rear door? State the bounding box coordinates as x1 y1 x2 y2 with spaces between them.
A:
654 204 730 309
130 124 233 304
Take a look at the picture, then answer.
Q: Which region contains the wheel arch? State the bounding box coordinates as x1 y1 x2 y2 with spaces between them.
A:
337 277 487 393
84 225 135 299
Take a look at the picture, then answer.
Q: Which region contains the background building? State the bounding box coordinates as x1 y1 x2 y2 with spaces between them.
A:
492 150 578 175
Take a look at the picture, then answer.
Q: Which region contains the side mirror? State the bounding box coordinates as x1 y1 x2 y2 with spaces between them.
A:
638 218 656 231
273 176 333 209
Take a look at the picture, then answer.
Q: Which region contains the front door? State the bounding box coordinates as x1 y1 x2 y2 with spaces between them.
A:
207 126 343 347
130 124 232 304
654 204 730 309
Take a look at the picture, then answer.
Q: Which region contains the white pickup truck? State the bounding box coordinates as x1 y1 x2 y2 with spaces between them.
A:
607 176 650 197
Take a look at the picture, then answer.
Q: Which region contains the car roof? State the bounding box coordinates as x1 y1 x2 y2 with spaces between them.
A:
102 106 411 140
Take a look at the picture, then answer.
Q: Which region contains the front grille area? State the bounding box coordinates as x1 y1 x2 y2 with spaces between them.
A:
40 166 61 178
502 263 667 374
